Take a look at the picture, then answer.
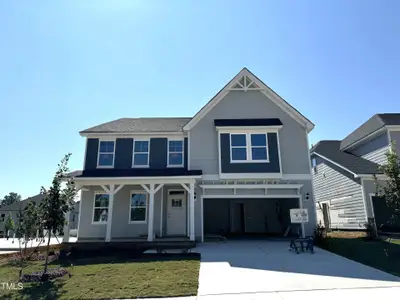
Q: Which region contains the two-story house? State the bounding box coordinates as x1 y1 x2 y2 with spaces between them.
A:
69 68 316 243
310 114 400 231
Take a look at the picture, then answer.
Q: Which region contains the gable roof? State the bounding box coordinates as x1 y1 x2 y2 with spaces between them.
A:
80 117 191 135
183 68 314 132
311 140 382 176
340 113 400 150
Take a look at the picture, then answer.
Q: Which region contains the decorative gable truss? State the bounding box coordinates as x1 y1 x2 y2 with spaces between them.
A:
230 75 262 91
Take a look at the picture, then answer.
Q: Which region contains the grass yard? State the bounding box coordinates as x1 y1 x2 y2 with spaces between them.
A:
0 254 200 299
318 231 400 277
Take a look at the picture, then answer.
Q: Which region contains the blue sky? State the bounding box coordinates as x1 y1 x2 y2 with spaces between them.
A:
1 1 399 199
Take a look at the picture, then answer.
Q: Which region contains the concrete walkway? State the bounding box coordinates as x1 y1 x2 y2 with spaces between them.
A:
195 240 400 299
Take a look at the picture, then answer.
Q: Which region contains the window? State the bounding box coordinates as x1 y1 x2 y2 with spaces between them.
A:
98 141 115 167
93 194 109 223
0 214 5 223
168 140 184 166
230 133 269 162
133 140 149 167
129 192 147 222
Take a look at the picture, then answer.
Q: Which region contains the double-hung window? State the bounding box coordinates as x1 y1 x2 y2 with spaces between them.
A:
133 140 149 167
230 133 268 162
98 141 115 167
129 192 147 223
93 193 109 223
168 140 184 167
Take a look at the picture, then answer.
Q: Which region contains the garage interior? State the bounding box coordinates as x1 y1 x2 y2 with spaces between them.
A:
203 198 300 238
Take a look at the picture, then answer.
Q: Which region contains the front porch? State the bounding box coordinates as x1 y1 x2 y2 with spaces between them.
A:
64 174 201 244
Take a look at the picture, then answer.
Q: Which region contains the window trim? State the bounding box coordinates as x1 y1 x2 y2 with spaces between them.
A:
229 133 269 163
97 139 116 168
129 190 148 224
132 139 150 168
92 192 110 225
167 139 184 168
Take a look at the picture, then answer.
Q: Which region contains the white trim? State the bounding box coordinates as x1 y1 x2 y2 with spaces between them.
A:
368 192 379 218
189 182 195 241
92 192 109 225
75 176 199 187
360 178 368 222
132 139 150 168
160 187 164 237
167 138 184 168
83 138 88 169
81 132 186 138
229 133 270 163
97 139 116 168
201 191 204 242
311 152 358 177
201 173 312 181
76 190 83 239
385 125 400 131
183 68 314 132
217 132 222 175
216 126 282 133
219 173 283 180
277 131 283 174
299 195 305 237
187 132 191 170
341 127 386 151
201 194 301 199
199 184 303 190
128 190 148 224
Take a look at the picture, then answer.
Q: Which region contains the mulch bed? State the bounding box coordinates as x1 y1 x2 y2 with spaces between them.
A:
20 268 70 282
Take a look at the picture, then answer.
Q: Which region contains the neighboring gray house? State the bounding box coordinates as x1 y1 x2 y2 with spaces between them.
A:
310 114 400 230
69 68 316 243
0 194 45 236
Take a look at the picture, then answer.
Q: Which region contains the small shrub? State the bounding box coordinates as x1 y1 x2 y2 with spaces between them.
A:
314 223 327 245
364 219 377 240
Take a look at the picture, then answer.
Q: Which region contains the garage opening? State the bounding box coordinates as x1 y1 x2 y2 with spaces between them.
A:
203 198 300 238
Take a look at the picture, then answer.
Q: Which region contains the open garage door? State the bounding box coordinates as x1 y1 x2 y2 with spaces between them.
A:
203 198 300 237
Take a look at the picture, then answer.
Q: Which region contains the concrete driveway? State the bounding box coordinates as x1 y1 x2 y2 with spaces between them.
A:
196 240 400 299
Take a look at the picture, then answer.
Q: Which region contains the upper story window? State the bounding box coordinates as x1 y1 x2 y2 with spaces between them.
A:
133 140 150 167
230 133 269 163
168 140 184 167
98 141 115 167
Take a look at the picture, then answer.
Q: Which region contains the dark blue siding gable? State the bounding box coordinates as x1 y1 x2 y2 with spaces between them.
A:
150 138 167 169
85 138 99 170
115 138 133 168
220 133 280 173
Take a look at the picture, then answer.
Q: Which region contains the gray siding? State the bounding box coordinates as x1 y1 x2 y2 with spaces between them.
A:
78 185 162 240
220 133 280 173
189 90 311 175
312 155 366 229
389 131 400 154
115 138 133 168
85 138 99 170
349 132 389 165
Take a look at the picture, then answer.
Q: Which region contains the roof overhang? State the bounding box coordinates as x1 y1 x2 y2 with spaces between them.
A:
80 131 185 138
183 68 314 133
73 175 202 186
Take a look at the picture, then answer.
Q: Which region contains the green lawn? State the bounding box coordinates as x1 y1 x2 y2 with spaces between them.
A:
318 233 400 277
0 255 200 299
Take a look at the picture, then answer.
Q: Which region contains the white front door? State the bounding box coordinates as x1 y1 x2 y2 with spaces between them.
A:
167 191 187 235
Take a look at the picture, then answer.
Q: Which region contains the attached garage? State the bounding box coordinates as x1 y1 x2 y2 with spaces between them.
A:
203 197 300 237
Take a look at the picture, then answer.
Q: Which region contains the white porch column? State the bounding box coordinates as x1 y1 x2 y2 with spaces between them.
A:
62 211 70 243
189 182 195 241
105 185 115 242
299 195 305 238
148 183 155 242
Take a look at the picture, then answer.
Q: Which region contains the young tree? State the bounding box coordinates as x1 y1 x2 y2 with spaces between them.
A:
374 141 400 227
15 202 40 256
1 192 22 207
39 153 77 276
4 213 15 240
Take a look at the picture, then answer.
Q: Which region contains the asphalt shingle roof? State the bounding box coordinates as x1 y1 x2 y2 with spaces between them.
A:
311 140 382 175
80 117 192 134
340 113 400 150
